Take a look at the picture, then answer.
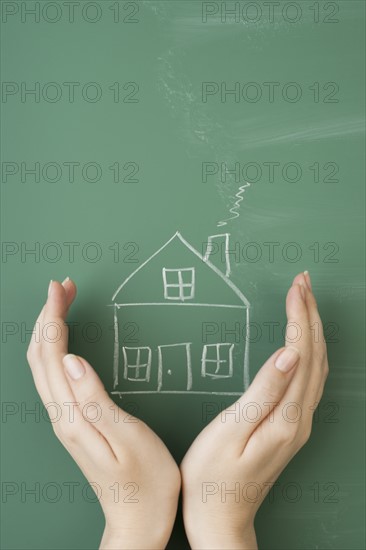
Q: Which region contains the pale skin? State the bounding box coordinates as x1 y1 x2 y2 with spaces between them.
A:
26 270 328 549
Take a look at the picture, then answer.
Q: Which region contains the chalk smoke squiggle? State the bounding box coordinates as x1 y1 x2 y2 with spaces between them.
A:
217 182 251 227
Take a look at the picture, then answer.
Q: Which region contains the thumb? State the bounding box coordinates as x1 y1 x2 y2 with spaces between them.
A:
62 354 139 440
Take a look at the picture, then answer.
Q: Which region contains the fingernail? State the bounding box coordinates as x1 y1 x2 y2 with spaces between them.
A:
62 277 70 286
304 270 312 291
63 354 85 380
275 347 300 373
48 280 53 297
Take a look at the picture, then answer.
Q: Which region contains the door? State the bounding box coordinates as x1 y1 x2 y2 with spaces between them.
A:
157 343 192 392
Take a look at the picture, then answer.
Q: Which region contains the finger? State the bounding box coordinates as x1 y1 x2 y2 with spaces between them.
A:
27 342 53 406
27 283 57 403
27 304 52 404
304 343 329 416
43 281 69 332
42 280 69 354
62 277 77 311
285 278 310 348
295 271 324 340
62 354 140 452
292 271 324 357
28 277 75 362
28 288 48 356
298 272 329 412
280 280 313 406
306 364 329 418
27 281 114 469
209 346 300 451
273 273 325 436
314 371 329 407
40 282 89 428
27 278 77 406
40 281 71 406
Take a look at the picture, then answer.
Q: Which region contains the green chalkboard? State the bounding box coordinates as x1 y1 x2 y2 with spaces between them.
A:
1 1 365 549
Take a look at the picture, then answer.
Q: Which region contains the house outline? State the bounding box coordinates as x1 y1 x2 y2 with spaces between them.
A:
110 231 250 396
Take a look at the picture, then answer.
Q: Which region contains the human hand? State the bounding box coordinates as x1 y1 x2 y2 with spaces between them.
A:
180 271 329 549
26 279 181 550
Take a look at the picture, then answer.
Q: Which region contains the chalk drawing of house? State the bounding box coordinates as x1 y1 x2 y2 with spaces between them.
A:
111 232 250 396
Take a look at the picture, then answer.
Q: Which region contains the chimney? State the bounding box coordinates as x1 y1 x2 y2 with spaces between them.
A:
203 233 231 277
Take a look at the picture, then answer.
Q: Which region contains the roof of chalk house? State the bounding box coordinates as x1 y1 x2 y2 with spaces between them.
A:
111 232 250 308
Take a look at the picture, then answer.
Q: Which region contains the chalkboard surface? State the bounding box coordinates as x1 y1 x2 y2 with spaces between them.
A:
1 1 365 549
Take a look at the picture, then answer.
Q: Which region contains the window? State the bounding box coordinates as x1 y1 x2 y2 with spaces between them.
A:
162 268 195 301
122 346 152 382
201 343 234 379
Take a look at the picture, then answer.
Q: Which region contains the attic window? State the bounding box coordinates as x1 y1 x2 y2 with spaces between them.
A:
122 346 152 382
162 268 195 301
201 343 234 379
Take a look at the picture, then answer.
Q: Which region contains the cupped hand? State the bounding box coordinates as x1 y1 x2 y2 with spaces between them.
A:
26 279 181 550
180 271 329 550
